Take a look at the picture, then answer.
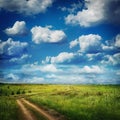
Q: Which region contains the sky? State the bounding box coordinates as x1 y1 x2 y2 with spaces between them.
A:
0 0 120 84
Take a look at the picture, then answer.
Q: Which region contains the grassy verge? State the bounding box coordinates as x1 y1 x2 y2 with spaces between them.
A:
0 96 19 120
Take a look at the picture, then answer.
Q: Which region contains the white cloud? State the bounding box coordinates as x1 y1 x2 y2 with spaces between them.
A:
40 64 59 73
6 73 19 81
22 63 60 73
20 63 105 84
86 53 102 61
5 21 27 36
70 34 102 52
101 44 114 51
29 77 45 83
65 0 120 27
69 39 78 48
116 70 120 75
42 52 75 64
101 53 120 65
78 34 102 52
9 54 31 63
31 26 66 44
115 34 120 47
0 0 53 15
81 65 103 74
45 65 104 84
63 65 104 74
59 1 83 14
7 61 119 84
101 34 120 51
65 0 105 27
0 38 28 56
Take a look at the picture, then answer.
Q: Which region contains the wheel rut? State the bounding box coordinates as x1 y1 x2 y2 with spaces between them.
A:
17 98 66 120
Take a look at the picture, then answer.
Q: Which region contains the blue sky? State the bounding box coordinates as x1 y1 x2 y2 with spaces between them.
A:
0 0 120 84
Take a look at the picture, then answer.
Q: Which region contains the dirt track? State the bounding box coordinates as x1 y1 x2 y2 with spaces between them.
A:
17 99 36 120
17 98 66 120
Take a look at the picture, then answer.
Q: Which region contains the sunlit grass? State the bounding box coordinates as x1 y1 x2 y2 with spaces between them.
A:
27 85 120 120
0 84 120 120
0 96 19 120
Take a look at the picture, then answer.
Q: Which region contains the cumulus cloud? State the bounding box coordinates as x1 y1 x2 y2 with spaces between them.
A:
69 39 78 48
115 34 120 47
5 73 19 81
44 65 104 83
104 0 120 25
70 34 102 53
65 0 105 27
101 34 120 51
59 1 83 14
80 65 103 74
42 52 75 64
86 53 102 61
9 54 31 63
40 64 59 73
101 44 114 51
0 38 28 56
101 53 120 65
65 0 120 27
31 26 66 44
22 63 60 73
0 0 53 15
16 62 105 83
64 65 104 74
5 21 27 36
4 61 119 84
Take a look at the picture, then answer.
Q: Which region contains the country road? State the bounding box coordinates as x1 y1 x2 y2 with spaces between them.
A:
17 98 66 120
17 99 36 120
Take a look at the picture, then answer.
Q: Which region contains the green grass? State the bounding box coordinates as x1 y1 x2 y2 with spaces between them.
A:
0 96 19 120
26 85 120 120
23 102 47 120
0 84 120 120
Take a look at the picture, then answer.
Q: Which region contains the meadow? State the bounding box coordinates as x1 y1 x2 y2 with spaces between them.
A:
0 84 120 120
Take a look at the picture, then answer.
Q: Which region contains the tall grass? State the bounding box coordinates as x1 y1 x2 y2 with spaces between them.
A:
27 85 120 120
0 97 19 120
0 84 120 120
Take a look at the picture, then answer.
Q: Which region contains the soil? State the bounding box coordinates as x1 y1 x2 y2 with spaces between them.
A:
17 98 67 120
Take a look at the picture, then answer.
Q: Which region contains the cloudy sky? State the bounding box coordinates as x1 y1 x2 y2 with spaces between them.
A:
0 0 120 84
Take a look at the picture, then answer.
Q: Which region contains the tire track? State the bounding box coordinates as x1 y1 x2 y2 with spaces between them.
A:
17 98 66 120
21 98 57 120
17 99 36 120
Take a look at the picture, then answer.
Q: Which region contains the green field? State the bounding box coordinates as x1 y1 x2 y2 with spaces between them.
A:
0 84 120 120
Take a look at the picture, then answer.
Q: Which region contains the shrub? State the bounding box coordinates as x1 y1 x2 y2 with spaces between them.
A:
16 90 20 94
22 90 25 94
11 91 14 95
7 86 10 89
28 90 32 93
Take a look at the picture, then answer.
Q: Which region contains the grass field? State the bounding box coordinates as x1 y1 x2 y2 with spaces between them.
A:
0 84 120 120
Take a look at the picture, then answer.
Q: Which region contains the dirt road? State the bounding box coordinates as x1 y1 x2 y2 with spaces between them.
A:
17 99 36 120
17 98 66 120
